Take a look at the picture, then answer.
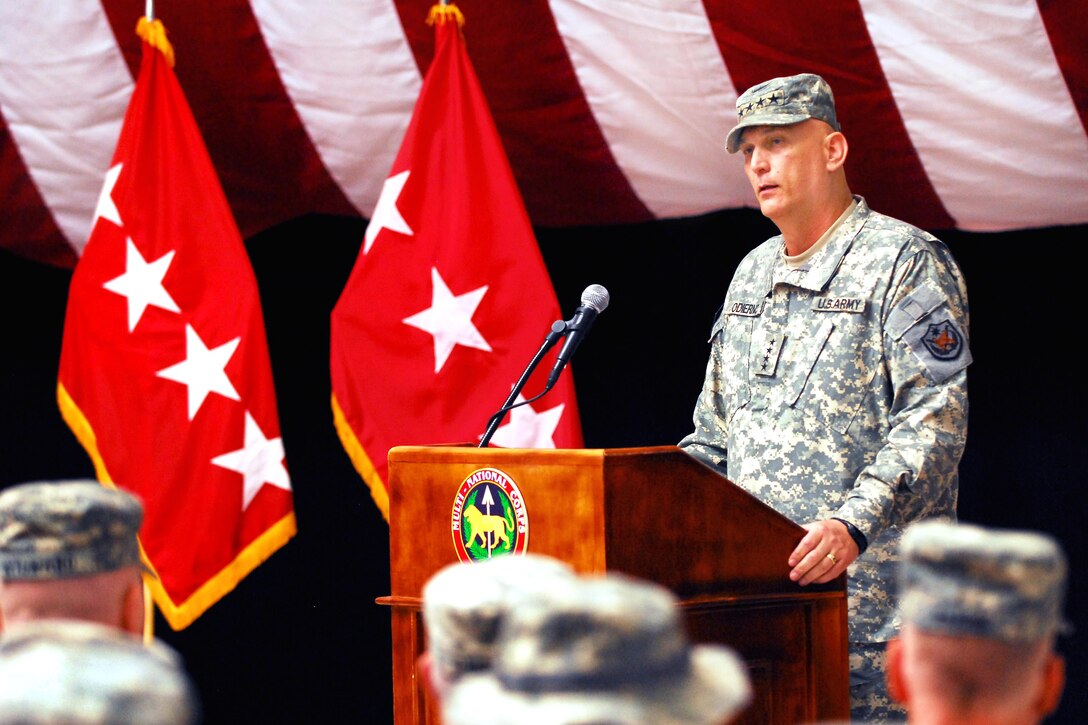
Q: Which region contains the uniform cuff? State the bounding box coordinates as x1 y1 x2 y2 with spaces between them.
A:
831 517 868 556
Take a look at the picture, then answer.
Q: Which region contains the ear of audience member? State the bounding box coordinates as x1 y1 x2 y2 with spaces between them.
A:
0 479 147 635
421 553 576 698
0 618 199 724
886 520 1068 725
441 570 752 725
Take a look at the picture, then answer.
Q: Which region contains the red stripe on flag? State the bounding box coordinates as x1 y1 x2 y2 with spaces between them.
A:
100 0 358 239
704 0 956 231
393 0 653 226
1038 0 1088 137
0 110 78 267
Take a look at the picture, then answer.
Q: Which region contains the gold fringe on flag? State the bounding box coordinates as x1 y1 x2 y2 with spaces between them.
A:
59 382 162 635
143 579 155 644
59 382 297 630
331 393 390 522
136 17 176 68
427 2 465 27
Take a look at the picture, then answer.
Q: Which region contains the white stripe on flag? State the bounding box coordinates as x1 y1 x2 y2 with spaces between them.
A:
251 0 421 218
0 3 132 254
549 0 752 218
859 0 1088 230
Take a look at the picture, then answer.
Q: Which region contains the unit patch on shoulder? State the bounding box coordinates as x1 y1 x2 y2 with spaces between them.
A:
921 319 963 360
900 315 972 383
451 467 529 563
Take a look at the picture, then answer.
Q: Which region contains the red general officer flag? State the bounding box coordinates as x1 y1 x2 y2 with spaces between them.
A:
330 4 584 520
57 18 295 630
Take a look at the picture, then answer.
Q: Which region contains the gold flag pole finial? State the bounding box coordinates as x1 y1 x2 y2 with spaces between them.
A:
136 15 176 68
427 2 464 27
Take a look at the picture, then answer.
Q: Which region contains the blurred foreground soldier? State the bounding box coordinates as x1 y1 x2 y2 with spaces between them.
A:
680 72 970 721
421 553 576 699
442 571 752 725
0 619 198 724
0 480 146 635
886 520 1067 724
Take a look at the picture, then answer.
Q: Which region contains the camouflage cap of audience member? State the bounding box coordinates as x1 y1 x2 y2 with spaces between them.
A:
899 519 1069 642
442 572 752 725
422 553 576 685
0 619 199 724
0 480 144 581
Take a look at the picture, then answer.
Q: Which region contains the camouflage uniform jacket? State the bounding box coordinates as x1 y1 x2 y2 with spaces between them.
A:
680 197 970 643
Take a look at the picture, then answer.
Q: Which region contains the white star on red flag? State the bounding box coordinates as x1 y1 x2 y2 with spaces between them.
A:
364 169 413 254
102 238 180 332
212 411 291 510
93 163 123 229
488 394 565 449
402 267 492 373
156 324 241 420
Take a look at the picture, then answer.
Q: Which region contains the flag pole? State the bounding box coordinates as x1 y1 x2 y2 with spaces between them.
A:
146 0 154 21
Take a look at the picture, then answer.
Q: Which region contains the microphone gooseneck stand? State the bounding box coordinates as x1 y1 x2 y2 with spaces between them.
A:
478 320 567 448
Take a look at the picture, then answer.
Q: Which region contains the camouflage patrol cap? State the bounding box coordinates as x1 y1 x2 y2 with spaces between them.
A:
0 480 144 581
0 619 198 724
899 520 1069 643
442 572 752 725
725 72 840 153
422 554 576 685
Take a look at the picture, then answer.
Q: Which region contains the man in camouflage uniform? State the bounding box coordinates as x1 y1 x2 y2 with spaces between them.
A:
679 73 970 721
886 520 1067 724
0 479 147 635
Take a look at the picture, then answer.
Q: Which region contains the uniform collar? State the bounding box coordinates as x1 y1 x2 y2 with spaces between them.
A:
769 195 869 293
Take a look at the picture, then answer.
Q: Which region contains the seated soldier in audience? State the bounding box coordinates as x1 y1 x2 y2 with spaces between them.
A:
0 479 147 635
886 520 1067 725
0 618 199 724
420 553 576 699
438 565 752 725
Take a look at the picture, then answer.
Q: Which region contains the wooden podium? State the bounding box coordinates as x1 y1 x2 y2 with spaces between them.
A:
380 445 849 725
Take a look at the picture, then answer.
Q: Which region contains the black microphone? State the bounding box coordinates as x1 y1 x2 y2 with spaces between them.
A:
546 284 609 388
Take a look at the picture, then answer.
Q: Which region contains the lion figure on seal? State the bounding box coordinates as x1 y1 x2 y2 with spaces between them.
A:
463 506 512 549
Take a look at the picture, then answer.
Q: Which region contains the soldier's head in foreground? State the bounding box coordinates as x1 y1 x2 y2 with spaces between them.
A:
420 553 576 699
0 618 199 724
0 480 147 635
886 520 1068 725
441 567 752 725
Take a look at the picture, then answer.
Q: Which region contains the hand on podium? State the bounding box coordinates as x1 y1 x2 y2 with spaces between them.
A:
788 519 861 586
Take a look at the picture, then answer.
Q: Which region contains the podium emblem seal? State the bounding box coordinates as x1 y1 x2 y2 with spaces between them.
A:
451 467 529 562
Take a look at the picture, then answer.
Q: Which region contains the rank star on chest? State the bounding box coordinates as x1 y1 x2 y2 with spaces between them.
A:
756 332 785 377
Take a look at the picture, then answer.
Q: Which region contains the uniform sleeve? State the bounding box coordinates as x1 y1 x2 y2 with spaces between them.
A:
834 244 970 543
679 310 731 470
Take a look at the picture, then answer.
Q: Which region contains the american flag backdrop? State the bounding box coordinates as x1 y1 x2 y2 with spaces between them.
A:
1 0 1086 270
